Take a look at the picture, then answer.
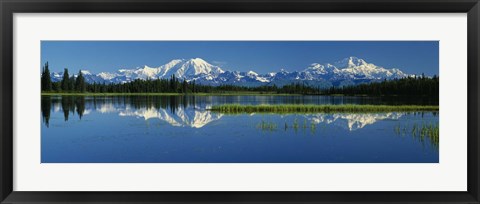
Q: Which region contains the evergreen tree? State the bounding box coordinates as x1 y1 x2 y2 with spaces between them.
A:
75 70 86 92
52 82 61 91
192 80 196 93
41 96 51 127
41 62 52 91
61 68 70 91
69 76 76 92
182 79 188 93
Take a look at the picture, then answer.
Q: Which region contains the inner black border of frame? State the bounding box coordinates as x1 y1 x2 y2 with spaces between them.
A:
0 0 479 203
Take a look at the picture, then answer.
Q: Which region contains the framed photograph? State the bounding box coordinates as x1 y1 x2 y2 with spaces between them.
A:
1 0 479 203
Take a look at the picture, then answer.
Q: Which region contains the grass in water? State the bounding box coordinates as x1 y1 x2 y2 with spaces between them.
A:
257 120 278 131
258 118 319 133
395 122 439 148
210 104 439 113
41 92 300 96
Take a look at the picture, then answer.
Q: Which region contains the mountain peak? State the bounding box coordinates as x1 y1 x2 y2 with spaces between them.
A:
80 70 92 75
305 62 338 74
191 57 206 61
166 59 185 64
49 57 412 87
334 56 368 68
184 58 218 70
156 57 225 79
143 65 156 69
187 57 209 64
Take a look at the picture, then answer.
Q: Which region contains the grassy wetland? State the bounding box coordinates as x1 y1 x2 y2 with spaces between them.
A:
40 41 440 163
42 94 439 163
209 104 439 114
40 91 301 96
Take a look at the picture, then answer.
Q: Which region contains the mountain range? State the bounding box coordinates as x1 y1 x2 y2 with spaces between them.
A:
50 56 412 87
51 102 403 131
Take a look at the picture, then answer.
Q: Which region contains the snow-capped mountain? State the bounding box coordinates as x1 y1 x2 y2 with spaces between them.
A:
79 58 225 84
119 106 223 128
49 98 403 130
307 112 404 131
62 100 224 128
49 56 412 87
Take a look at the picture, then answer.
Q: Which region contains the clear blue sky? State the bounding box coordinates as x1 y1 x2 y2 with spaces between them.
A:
41 41 439 75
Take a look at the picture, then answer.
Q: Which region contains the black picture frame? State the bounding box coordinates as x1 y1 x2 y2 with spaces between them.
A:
1 0 479 203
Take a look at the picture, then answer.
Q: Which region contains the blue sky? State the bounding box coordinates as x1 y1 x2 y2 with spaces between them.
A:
41 41 439 75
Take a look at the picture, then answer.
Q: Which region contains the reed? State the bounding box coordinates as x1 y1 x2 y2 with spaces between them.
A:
41 92 300 96
395 122 439 148
257 118 317 133
210 104 439 113
257 120 278 131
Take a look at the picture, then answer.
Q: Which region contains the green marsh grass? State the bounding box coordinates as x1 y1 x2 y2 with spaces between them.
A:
210 104 439 114
395 122 439 148
257 118 319 134
257 120 278 131
41 92 301 96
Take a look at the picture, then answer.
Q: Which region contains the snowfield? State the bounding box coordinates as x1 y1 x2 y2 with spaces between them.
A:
50 56 412 87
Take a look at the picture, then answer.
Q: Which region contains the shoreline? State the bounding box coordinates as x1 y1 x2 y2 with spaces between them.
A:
41 92 302 96
40 92 437 97
209 104 440 113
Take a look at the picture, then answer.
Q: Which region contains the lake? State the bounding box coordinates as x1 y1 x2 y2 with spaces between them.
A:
41 95 439 163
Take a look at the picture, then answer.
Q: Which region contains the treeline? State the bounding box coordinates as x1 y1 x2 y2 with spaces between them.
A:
40 65 321 94
84 78 320 94
41 62 86 92
41 64 438 97
322 75 439 97
87 75 197 93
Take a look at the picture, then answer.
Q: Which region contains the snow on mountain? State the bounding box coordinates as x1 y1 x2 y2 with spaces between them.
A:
302 56 409 81
49 57 413 87
331 56 409 80
308 112 404 131
52 100 402 130
144 58 226 80
80 70 92 75
98 72 117 80
118 106 223 128
51 99 401 130
304 63 338 75
103 58 225 83
174 58 225 77
333 56 369 68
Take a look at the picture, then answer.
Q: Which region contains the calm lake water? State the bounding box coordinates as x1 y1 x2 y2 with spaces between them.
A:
41 95 439 163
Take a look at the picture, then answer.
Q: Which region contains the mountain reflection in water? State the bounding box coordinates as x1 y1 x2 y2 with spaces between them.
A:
41 95 439 163
41 95 437 131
